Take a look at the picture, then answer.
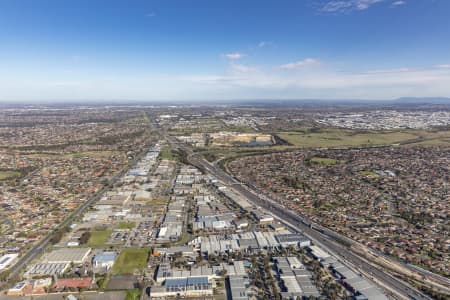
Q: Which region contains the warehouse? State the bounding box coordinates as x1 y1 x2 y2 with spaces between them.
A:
0 253 18 271
227 275 250 300
275 257 321 299
150 276 213 298
7 281 30 296
286 256 303 269
308 245 331 261
276 234 311 248
93 252 117 270
329 261 388 300
25 262 69 277
45 248 91 264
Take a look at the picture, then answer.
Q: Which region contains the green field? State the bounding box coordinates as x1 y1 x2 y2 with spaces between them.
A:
407 137 450 146
70 150 122 158
198 129 450 169
88 229 112 247
309 156 341 165
117 221 135 230
0 170 21 180
125 289 142 300
112 248 149 275
197 129 450 152
158 146 178 161
222 125 255 133
278 128 421 148
360 170 380 177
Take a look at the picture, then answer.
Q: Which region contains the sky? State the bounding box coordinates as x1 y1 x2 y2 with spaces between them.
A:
0 0 450 102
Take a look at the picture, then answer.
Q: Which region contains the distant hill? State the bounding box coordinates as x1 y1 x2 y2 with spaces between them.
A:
231 97 450 106
392 97 450 104
1 97 450 107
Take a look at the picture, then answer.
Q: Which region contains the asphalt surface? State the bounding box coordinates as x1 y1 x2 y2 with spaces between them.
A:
161 131 431 300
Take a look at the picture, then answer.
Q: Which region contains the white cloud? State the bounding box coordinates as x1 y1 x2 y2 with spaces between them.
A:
278 58 320 70
229 63 259 74
392 0 406 6
145 12 156 17
2 61 449 101
365 67 413 74
321 1 352 12
257 41 272 48
436 64 450 69
366 64 450 74
223 53 245 60
175 62 450 99
321 0 384 13
178 75 240 83
355 0 384 10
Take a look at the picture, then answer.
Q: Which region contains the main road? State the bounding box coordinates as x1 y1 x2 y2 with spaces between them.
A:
159 128 430 300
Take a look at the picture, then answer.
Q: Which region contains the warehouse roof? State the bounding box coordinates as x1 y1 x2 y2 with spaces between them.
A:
45 248 91 263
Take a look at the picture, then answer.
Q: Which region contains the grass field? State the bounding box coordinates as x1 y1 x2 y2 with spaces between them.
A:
278 128 421 148
112 248 149 275
360 170 380 177
24 151 124 160
198 129 450 168
309 156 341 165
88 229 112 247
0 170 21 180
125 289 142 300
158 146 178 161
149 198 169 205
411 138 450 146
117 221 135 230
222 125 255 133
70 150 123 158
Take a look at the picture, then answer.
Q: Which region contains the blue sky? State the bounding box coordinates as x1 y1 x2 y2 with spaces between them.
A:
0 0 449 102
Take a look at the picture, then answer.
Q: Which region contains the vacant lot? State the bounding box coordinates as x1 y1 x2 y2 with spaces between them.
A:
112 248 149 275
125 289 142 300
158 146 179 161
210 132 273 147
278 128 422 148
88 229 112 247
0 170 21 180
117 221 135 230
309 156 342 165
70 150 123 158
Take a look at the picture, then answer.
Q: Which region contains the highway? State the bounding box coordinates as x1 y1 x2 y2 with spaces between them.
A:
160 131 431 300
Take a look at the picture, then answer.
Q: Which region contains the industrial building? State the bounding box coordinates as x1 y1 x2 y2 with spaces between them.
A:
93 251 117 271
44 248 91 264
227 275 251 300
327 260 388 300
274 256 321 299
0 253 18 271
195 231 311 255
150 276 213 298
25 262 69 278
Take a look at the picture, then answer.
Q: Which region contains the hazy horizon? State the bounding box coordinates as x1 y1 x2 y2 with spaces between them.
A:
1 97 450 107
